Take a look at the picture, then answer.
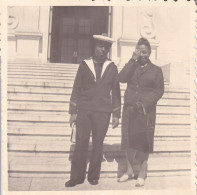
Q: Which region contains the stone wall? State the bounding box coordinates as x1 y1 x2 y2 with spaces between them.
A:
8 6 50 63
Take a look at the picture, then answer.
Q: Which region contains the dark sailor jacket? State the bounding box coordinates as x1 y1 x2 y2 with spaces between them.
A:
69 57 121 118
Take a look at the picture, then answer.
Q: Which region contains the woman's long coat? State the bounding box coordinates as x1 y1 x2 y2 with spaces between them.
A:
118 59 164 153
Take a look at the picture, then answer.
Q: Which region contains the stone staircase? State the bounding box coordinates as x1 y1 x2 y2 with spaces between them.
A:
7 62 191 178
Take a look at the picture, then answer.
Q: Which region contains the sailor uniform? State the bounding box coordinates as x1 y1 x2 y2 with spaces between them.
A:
69 57 121 182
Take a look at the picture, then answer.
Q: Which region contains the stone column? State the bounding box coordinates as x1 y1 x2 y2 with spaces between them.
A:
8 6 19 61
110 6 123 66
39 6 50 63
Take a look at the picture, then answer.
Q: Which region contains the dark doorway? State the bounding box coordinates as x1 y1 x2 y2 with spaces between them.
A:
50 6 109 64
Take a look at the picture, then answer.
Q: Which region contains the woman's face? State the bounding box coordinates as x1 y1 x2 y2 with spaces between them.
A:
94 41 111 62
137 44 151 65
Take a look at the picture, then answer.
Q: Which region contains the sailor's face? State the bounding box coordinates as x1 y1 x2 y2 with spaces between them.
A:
94 41 111 61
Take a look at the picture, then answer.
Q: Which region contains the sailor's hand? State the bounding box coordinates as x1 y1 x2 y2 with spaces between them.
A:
112 117 119 129
69 114 77 127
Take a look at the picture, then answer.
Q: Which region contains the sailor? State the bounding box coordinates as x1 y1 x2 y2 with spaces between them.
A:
65 34 121 187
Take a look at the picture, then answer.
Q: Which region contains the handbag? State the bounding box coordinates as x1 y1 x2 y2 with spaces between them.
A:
70 123 76 143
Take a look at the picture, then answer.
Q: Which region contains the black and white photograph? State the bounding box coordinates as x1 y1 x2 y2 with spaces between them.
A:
1 2 195 194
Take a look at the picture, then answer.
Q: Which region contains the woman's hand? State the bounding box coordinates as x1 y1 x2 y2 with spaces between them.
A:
132 48 141 61
132 102 145 116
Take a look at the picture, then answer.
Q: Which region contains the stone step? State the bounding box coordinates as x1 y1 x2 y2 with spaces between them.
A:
8 65 135 74
8 127 190 137
7 108 189 117
8 150 190 158
6 68 189 92
8 122 190 138
8 75 74 81
7 79 79 88
8 66 78 73
7 62 191 179
7 121 190 136
8 102 189 115
7 79 189 93
8 170 190 178
8 63 79 69
8 153 190 176
7 86 190 100
7 135 190 152
6 64 191 89
8 121 189 130
8 111 190 125
7 93 189 106
6 72 73 76
8 71 75 78
8 65 77 71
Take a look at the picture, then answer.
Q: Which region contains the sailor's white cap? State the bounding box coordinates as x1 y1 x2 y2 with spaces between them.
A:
93 34 115 44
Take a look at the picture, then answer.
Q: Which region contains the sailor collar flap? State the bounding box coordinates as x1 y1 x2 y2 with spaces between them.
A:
84 58 112 81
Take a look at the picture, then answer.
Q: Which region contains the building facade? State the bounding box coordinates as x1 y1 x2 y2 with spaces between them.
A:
7 6 192 88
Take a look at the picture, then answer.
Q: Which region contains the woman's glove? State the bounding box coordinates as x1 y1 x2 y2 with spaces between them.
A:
130 102 145 118
132 103 139 113
69 114 77 127
133 102 145 115
132 47 141 61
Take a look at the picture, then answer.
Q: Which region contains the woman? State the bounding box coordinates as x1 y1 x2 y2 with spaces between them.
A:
118 38 164 187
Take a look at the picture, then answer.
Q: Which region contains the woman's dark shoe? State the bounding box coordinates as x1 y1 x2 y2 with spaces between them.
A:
88 179 99 185
65 180 84 187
